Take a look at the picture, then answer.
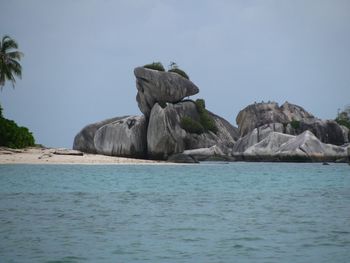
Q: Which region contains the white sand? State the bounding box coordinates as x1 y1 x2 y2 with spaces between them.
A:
0 147 165 165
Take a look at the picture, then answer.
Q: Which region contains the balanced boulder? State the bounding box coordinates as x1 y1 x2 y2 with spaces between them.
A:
134 67 199 116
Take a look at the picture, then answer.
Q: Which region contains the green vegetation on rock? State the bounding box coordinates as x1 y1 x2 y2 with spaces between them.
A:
168 62 189 79
195 99 218 133
180 99 218 135
181 116 204 135
0 103 35 148
143 62 165 71
290 119 300 129
335 105 350 129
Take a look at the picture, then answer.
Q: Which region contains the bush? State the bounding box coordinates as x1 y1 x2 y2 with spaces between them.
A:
195 99 218 134
168 68 189 80
0 118 35 148
290 119 300 129
167 62 190 79
181 116 204 134
143 62 165 71
335 117 350 129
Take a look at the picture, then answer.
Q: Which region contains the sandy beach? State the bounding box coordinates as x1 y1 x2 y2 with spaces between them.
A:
0 147 164 165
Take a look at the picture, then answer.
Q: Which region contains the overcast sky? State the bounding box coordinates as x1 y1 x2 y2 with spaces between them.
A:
1 0 349 148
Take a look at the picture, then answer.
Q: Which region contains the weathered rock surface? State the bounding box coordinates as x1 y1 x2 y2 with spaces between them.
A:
236 101 314 136
94 115 147 158
147 101 237 160
73 115 147 158
239 131 349 162
134 67 200 116
73 116 127 154
285 119 348 146
233 123 284 153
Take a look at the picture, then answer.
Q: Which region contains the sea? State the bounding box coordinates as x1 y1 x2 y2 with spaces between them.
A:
0 163 349 263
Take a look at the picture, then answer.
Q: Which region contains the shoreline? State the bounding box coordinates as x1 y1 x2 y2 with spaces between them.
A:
0 147 168 165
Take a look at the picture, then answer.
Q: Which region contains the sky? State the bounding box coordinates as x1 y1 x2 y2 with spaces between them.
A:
0 0 349 148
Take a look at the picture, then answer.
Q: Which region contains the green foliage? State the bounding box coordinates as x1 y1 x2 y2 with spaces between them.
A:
0 35 23 88
158 101 167 108
143 62 165 71
195 99 218 134
181 116 204 134
335 117 350 129
335 106 350 129
0 118 35 148
0 103 35 148
290 119 300 129
168 62 189 79
168 68 189 80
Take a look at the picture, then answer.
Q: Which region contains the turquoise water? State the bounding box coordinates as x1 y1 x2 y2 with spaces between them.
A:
0 163 349 263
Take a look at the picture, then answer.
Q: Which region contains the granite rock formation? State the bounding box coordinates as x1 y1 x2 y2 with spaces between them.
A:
73 115 147 158
134 67 199 117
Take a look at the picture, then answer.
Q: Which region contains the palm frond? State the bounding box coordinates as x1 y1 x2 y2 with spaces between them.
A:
7 51 24 60
1 36 18 52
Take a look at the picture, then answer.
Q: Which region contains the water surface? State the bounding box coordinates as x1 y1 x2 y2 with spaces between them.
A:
0 163 349 262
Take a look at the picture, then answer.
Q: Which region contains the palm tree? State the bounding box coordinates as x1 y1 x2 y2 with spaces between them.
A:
0 35 23 89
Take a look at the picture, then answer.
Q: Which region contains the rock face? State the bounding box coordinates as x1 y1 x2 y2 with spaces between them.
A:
285 119 348 146
236 101 314 137
233 123 284 153
147 101 237 160
239 131 349 162
73 116 126 154
134 67 200 116
236 101 347 146
94 115 147 158
73 115 147 158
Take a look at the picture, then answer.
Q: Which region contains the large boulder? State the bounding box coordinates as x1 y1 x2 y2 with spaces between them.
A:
147 101 198 159
242 132 295 161
147 101 237 160
278 131 348 161
94 115 147 158
134 67 199 116
73 116 127 154
73 115 147 158
285 119 348 146
236 101 314 136
233 123 284 153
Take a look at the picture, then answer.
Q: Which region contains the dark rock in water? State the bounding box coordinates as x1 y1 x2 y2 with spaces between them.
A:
147 101 237 160
236 101 314 137
183 145 233 161
167 153 199 163
73 115 147 158
73 116 127 154
322 162 329 165
134 67 199 117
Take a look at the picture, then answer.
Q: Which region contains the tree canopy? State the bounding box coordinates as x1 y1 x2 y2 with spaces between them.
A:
0 35 23 89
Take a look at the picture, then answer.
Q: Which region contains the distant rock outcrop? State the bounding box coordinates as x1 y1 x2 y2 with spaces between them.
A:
236 101 348 146
237 131 349 162
134 67 200 117
236 101 314 136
